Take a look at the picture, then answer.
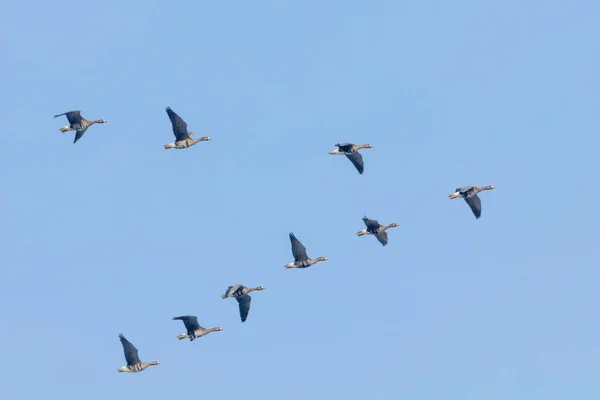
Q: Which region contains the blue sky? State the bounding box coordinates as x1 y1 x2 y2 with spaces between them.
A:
2 0 599 398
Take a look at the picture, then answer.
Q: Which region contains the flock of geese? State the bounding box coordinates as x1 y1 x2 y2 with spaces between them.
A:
54 106 496 373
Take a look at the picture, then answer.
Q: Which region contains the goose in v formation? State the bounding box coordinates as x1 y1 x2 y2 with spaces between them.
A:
117 334 159 373
448 185 495 219
172 315 223 341
63 106 497 368
285 232 328 268
164 106 211 149
54 110 107 144
329 142 373 174
357 216 399 246
221 284 266 322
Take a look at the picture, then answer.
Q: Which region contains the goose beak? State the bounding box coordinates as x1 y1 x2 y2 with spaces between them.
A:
329 149 339 155
448 192 460 199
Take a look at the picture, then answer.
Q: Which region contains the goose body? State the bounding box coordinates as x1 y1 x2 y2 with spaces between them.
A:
221 284 266 322
117 334 159 373
329 142 373 174
164 106 211 149
285 232 328 268
357 216 399 246
173 315 223 341
448 185 495 219
54 110 107 144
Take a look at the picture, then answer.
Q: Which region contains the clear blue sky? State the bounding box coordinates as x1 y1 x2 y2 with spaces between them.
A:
2 1 599 398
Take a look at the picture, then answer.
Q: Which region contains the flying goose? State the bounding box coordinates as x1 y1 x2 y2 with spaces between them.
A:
357 216 399 246
117 334 159 373
54 111 107 144
172 315 223 341
448 185 495 219
285 232 328 268
328 142 373 174
221 284 266 322
164 106 211 149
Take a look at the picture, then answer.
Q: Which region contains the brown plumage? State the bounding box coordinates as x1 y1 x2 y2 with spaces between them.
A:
357 216 399 246
172 315 223 341
163 106 211 149
448 185 495 219
54 110 107 144
284 233 328 268
329 142 374 174
221 284 266 322
117 334 159 373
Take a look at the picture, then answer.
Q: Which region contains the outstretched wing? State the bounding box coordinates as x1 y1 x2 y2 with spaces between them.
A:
362 216 381 233
73 128 88 144
464 195 482 219
236 295 251 322
173 315 201 332
54 111 83 125
375 231 388 246
224 284 243 298
335 142 354 152
119 334 140 366
289 232 308 261
455 186 475 195
165 106 190 141
345 151 364 174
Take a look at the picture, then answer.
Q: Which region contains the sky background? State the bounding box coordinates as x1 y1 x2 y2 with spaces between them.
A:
1 0 599 399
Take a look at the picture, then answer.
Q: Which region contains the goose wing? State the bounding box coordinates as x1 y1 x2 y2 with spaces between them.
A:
119 334 140 366
345 151 364 174
54 111 83 125
236 295 251 322
165 106 190 141
173 315 202 332
73 128 88 144
375 231 388 246
455 186 475 195
464 194 482 219
335 142 354 152
362 216 381 233
289 232 309 261
224 284 243 298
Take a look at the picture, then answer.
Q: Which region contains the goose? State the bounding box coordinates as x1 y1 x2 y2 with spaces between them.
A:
172 315 223 341
448 185 495 219
285 232 328 268
328 142 373 174
117 334 159 373
164 106 211 149
221 284 266 322
357 216 399 246
54 111 107 144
